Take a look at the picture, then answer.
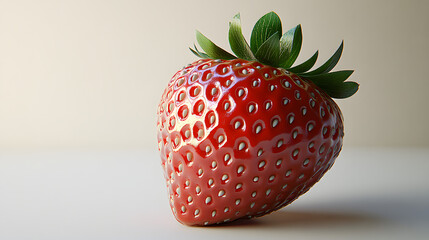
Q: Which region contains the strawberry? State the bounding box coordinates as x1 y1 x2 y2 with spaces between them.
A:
156 12 358 226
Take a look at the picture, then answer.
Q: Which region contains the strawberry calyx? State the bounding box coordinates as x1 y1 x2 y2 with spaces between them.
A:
190 12 359 99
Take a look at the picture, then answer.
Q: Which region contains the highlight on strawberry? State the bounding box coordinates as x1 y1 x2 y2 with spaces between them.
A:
156 11 358 226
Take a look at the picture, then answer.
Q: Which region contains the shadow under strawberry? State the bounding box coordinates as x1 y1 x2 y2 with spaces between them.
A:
205 209 380 229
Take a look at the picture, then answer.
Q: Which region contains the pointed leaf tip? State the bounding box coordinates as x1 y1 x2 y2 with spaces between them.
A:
302 70 354 87
189 44 209 58
306 41 344 75
288 50 319 73
250 12 282 54
279 24 303 68
229 13 256 61
324 81 359 99
195 30 236 60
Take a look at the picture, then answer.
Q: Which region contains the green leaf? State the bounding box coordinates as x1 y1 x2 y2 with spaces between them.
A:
189 47 209 58
323 82 359 99
279 24 302 68
302 70 354 87
194 44 209 58
229 13 256 61
189 44 209 58
190 47 203 58
254 32 281 66
250 12 282 53
196 30 236 60
287 51 319 73
305 41 344 75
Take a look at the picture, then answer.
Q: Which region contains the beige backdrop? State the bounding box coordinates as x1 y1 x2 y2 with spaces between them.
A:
1 0 428 150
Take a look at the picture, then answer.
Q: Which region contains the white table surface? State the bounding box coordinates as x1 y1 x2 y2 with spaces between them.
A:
1 147 428 240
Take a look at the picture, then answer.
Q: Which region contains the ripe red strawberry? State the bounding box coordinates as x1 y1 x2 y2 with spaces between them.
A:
156 12 358 226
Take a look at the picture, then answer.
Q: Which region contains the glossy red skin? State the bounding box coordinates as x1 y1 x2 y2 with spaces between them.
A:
156 59 344 226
